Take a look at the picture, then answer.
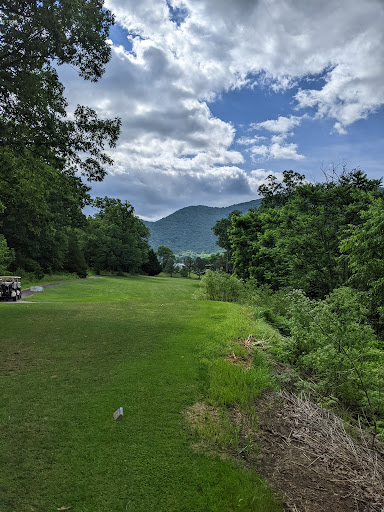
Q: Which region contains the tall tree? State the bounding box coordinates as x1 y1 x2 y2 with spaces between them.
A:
142 249 162 276
183 256 194 277
258 170 306 209
85 198 150 274
157 246 175 269
231 169 382 298
194 257 206 280
340 196 384 334
0 0 121 181
0 146 89 274
212 210 241 272
164 257 176 277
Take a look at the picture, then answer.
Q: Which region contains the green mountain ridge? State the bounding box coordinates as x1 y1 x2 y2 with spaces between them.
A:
143 199 262 256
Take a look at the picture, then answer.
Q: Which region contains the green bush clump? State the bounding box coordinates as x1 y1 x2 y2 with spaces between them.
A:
200 270 245 302
284 287 384 418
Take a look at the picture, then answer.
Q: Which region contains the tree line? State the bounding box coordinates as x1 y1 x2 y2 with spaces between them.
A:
224 168 383 335
0 1 157 279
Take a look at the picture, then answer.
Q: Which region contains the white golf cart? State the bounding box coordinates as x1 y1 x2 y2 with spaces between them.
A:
0 276 22 301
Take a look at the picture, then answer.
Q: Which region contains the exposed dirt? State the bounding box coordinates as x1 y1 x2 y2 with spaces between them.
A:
253 390 384 512
186 332 384 512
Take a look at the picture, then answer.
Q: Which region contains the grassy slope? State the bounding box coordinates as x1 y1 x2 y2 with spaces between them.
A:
0 276 279 512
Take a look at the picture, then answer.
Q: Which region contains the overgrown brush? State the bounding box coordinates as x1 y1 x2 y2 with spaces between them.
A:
277 287 384 438
199 271 291 335
199 270 245 302
200 270 384 442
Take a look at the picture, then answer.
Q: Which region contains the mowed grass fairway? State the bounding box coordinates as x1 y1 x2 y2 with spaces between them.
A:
0 276 279 512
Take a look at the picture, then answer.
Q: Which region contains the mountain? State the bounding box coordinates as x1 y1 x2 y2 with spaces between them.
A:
143 199 262 256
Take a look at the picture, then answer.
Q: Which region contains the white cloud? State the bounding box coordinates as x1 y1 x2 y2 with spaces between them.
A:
248 141 304 162
242 115 305 161
58 0 384 216
251 115 304 134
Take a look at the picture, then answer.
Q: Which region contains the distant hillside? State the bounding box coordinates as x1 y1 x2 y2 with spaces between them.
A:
144 199 262 256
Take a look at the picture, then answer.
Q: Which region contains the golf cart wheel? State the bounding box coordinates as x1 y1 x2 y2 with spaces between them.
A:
13 295 17 302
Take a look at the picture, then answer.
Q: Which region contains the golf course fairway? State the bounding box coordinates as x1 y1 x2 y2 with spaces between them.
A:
0 275 280 512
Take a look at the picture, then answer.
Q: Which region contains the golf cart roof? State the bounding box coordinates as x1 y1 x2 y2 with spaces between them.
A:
0 276 21 280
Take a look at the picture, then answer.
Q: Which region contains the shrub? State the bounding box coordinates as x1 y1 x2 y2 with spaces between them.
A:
200 270 245 302
284 287 384 418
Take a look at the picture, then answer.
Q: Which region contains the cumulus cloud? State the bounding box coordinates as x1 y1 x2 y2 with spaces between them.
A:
240 116 306 161
89 165 270 220
58 0 384 216
251 116 304 134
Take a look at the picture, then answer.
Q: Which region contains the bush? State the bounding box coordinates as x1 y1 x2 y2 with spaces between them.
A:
283 287 384 418
200 270 245 302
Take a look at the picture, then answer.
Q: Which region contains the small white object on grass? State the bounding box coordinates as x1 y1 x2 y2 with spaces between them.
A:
113 407 123 420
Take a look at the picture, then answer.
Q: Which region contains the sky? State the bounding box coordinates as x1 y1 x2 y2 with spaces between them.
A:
60 0 384 221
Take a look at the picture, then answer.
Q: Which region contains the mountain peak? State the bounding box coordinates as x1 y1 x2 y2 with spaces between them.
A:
144 199 261 256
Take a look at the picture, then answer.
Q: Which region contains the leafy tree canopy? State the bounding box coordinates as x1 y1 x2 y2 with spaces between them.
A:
340 196 384 332
0 0 121 181
164 257 176 277
0 146 90 273
142 249 162 276
212 210 241 272
85 197 150 274
157 245 175 268
231 169 382 298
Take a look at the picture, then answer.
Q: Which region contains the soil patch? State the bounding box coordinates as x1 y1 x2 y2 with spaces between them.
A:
254 390 384 512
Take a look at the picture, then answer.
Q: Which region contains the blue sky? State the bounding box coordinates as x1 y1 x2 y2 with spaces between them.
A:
60 0 384 220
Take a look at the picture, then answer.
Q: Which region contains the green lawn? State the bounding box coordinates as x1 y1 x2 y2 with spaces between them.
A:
0 276 280 512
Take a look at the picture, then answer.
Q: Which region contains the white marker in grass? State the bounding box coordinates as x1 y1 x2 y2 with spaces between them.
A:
113 407 123 420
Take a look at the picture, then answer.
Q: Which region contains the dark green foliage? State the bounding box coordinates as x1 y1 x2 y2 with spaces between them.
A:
144 199 262 255
231 169 382 299
193 256 206 279
164 257 176 276
183 256 194 277
284 287 384 419
142 249 162 276
0 0 121 278
85 198 150 274
157 245 175 269
0 147 89 273
0 0 120 181
63 232 87 278
180 265 189 278
258 170 306 208
231 208 289 289
204 252 227 271
340 196 384 334
212 210 241 272
0 234 13 273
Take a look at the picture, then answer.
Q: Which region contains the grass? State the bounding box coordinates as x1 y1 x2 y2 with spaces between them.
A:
0 275 280 512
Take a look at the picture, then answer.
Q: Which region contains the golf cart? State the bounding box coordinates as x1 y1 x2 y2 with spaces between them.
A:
0 276 22 301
